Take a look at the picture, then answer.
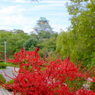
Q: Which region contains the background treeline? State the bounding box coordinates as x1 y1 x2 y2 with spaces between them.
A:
0 29 58 58
0 0 95 67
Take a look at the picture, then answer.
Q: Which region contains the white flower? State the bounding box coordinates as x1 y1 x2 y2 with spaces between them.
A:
83 84 90 90
87 77 93 82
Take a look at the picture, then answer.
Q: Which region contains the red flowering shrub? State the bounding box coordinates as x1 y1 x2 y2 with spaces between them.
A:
1 48 95 95
74 89 95 95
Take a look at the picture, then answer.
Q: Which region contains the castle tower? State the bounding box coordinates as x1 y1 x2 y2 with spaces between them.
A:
33 17 53 33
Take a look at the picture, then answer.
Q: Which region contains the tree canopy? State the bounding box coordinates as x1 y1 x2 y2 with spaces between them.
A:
56 0 95 66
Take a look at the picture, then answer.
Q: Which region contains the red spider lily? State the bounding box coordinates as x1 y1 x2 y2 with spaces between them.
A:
8 47 41 65
74 89 95 95
46 57 85 83
92 77 95 82
34 47 40 56
1 48 95 95
55 85 72 95
7 48 26 64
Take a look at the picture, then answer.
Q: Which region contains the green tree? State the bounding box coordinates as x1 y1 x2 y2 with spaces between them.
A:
56 0 95 66
13 29 24 34
38 31 51 39
23 38 37 51
0 30 31 56
37 32 58 57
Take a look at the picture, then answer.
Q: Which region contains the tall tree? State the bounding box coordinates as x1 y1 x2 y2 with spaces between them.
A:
56 0 95 66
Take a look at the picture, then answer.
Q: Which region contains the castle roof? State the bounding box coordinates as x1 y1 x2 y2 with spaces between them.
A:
37 17 49 22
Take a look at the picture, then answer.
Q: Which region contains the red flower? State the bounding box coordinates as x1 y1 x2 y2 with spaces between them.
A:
1 49 95 95
74 89 95 95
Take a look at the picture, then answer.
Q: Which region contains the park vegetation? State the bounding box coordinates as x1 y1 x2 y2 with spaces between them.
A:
0 0 95 94
0 0 94 67
56 0 95 67
0 29 58 59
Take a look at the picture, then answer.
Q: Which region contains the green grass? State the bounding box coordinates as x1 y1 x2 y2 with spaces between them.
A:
0 62 7 69
6 79 14 92
0 62 19 69
6 79 14 85
0 74 6 84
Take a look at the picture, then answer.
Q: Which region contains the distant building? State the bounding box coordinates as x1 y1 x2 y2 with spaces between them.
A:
33 17 53 33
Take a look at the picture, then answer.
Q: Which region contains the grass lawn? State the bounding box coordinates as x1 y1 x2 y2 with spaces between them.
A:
0 61 19 69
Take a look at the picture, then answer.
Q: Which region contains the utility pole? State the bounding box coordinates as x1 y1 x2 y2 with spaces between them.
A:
4 41 7 64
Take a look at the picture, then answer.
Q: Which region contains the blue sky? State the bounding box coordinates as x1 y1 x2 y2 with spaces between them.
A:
0 0 71 34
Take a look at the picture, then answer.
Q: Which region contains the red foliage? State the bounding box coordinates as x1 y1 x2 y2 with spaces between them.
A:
1 48 95 95
74 89 95 95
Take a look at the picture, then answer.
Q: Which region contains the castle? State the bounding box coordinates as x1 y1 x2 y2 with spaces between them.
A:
33 17 53 33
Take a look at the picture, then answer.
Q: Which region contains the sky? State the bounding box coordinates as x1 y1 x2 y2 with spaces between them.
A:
0 0 71 34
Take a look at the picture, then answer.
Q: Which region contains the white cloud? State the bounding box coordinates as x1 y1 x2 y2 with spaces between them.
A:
47 12 69 17
14 0 30 3
0 0 30 3
14 0 39 3
51 24 68 33
0 14 35 25
0 26 12 30
0 5 25 15
0 14 20 25
22 25 34 34
27 0 69 11
2 0 68 3
41 0 68 4
29 3 65 11
0 13 36 33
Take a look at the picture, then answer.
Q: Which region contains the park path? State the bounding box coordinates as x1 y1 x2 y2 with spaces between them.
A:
0 88 13 95
0 67 19 81
0 67 19 95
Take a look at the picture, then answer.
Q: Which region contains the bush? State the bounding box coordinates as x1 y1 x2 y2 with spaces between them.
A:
0 62 7 69
0 74 6 84
6 79 14 84
6 79 14 91
91 82 95 91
